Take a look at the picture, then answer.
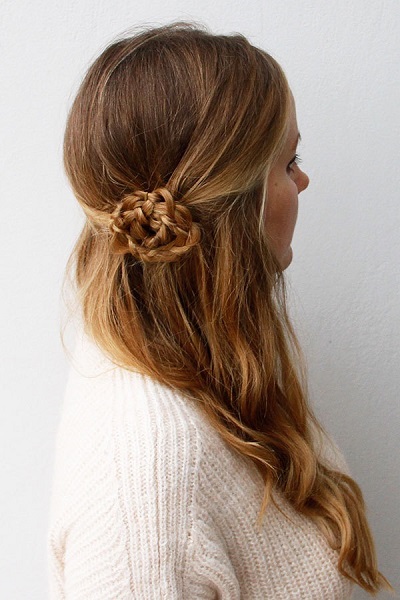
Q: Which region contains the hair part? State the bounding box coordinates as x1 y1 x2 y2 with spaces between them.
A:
62 21 392 594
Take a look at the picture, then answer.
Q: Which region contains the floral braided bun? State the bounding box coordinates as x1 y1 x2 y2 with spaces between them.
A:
109 187 201 263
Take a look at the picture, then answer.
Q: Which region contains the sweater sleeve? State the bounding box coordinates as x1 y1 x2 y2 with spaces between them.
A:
47 339 213 599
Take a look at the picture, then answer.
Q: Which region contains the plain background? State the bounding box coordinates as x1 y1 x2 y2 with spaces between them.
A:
1 1 398 598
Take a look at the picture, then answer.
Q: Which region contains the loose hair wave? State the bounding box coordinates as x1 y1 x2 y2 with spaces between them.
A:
62 21 392 594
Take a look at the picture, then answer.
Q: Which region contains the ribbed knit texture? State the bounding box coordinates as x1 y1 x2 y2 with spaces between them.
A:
47 329 354 599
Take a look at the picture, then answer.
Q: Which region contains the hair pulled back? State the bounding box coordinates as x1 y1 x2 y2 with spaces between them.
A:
63 22 391 594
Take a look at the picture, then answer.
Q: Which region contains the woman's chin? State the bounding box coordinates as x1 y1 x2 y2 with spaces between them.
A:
280 247 293 270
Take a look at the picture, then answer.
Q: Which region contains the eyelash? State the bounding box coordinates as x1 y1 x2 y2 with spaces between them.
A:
288 153 301 172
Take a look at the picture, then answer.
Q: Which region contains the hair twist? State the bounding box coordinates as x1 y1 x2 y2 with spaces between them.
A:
109 188 201 263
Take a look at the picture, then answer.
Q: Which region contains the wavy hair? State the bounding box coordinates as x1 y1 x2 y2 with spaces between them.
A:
62 21 392 594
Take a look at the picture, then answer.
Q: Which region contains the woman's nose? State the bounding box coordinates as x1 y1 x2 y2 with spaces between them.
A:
297 168 310 193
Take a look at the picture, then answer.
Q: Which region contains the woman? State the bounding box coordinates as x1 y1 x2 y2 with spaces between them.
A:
47 22 392 598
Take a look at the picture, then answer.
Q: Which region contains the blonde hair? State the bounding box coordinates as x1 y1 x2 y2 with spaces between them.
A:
62 21 392 594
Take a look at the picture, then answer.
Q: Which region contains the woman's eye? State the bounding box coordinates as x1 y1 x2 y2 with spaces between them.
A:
287 153 301 173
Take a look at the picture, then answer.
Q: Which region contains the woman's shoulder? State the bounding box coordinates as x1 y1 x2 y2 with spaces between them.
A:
51 327 237 517
56 327 214 470
64 325 200 412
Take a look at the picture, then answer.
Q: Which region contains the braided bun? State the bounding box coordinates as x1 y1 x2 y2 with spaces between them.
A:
109 188 201 263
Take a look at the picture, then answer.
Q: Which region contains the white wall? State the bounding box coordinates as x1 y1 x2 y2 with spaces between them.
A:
1 1 398 598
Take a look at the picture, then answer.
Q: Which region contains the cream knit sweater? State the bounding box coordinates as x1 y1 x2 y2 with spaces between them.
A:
47 329 354 599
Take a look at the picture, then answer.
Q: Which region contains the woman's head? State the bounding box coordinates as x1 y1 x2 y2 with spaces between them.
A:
63 22 389 594
64 21 295 269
